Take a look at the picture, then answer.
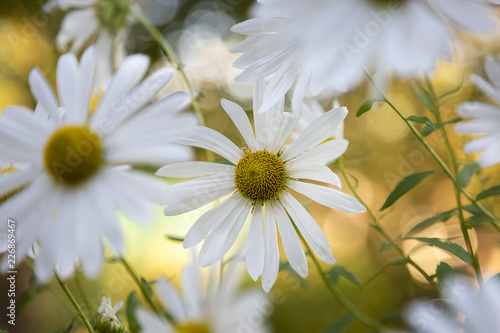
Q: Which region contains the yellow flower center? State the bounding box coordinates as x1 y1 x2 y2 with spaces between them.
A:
43 126 103 185
0 167 21 203
97 0 131 35
176 323 210 333
234 150 286 202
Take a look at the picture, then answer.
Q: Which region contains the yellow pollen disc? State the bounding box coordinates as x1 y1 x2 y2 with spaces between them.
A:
43 126 103 185
234 150 286 202
176 323 210 333
0 167 21 203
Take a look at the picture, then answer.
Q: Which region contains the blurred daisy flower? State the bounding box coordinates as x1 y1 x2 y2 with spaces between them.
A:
137 251 271 333
406 276 500 332
231 0 499 112
156 80 365 291
45 0 178 92
0 47 195 281
96 297 125 333
456 56 500 167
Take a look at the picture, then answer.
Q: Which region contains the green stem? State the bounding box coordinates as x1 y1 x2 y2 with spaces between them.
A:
55 272 95 333
336 158 439 290
292 221 385 331
120 258 163 316
131 8 214 162
424 76 483 284
75 269 94 316
363 69 500 232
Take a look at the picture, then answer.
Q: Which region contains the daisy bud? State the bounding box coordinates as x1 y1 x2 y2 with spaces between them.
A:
95 297 124 333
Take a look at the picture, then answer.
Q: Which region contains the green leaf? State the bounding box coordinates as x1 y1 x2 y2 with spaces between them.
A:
165 235 184 242
421 124 438 137
380 241 395 252
141 278 154 298
407 115 435 126
327 266 362 287
380 170 441 211
412 84 436 112
410 237 472 264
279 262 308 289
18 277 48 314
379 312 404 324
356 97 384 117
125 291 141 333
405 209 456 237
477 185 500 200
57 315 78 333
458 164 479 188
324 314 354 333
434 262 453 286
439 116 463 127
363 258 408 288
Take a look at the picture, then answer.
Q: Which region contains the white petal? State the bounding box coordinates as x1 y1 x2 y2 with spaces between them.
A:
434 0 498 34
57 52 81 123
273 201 308 278
286 165 342 188
221 98 258 151
286 138 349 169
91 54 150 129
279 191 336 264
136 308 172 333
230 17 286 35
261 203 279 292
472 74 500 105
29 68 62 124
198 195 251 267
246 203 265 281
0 168 42 198
181 254 200 319
163 175 236 216
157 278 186 322
173 126 243 165
183 194 240 248
280 107 348 161
156 162 235 178
287 180 365 213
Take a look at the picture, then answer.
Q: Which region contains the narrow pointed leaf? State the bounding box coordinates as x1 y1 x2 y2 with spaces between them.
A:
405 209 456 237
410 237 472 264
477 185 500 200
327 266 362 287
324 314 355 333
356 97 384 117
381 170 441 211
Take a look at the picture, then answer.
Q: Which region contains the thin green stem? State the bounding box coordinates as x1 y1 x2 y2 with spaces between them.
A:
55 272 95 333
291 220 385 331
424 76 483 283
363 69 500 232
336 158 439 290
119 258 163 316
131 8 214 162
75 270 94 316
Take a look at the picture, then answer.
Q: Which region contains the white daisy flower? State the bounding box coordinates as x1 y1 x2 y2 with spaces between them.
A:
231 0 500 112
0 47 195 281
156 80 365 291
45 0 139 92
136 252 272 333
406 276 500 333
96 297 125 333
456 56 500 167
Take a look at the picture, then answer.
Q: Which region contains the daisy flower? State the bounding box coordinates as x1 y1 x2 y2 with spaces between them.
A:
156 80 365 291
456 56 500 167
0 47 195 281
406 276 500 332
231 0 500 112
45 0 141 92
136 251 271 333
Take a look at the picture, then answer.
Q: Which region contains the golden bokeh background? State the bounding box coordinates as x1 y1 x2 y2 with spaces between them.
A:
1 0 500 332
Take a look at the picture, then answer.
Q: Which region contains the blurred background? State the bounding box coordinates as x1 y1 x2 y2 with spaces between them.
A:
1 0 500 332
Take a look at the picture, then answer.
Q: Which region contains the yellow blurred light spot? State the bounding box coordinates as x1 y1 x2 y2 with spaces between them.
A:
0 166 21 203
176 323 210 333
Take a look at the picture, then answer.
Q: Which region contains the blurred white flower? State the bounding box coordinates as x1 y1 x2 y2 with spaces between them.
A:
231 0 499 112
292 99 343 140
406 276 500 332
136 252 272 333
456 56 500 167
0 48 195 281
156 80 365 291
45 0 178 92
